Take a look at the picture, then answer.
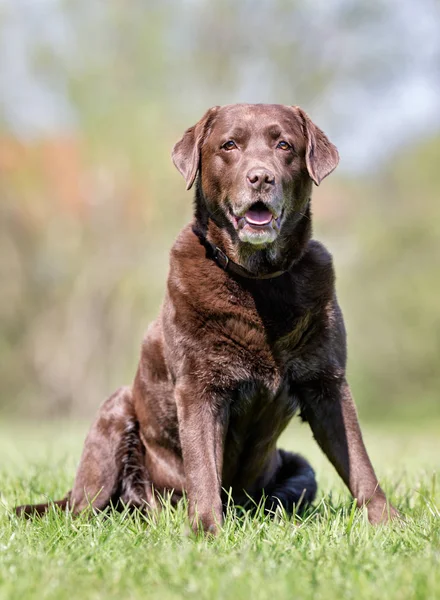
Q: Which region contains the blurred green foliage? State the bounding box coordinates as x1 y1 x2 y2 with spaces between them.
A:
0 0 438 421
320 137 440 421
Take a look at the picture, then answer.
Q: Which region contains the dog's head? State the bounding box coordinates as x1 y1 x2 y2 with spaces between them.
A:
172 104 338 256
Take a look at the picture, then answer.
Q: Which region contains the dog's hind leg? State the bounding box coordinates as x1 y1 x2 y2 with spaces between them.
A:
15 496 71 518
16 386 150 517
264 449 317 515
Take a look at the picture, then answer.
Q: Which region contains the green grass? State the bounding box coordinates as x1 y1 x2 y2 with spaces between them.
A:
1 419 439 600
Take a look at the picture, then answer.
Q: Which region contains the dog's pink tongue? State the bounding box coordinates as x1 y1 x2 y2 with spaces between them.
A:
245 207 273 226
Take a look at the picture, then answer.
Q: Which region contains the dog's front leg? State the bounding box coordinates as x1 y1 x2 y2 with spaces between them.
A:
300 378 398 523
175 379 226 535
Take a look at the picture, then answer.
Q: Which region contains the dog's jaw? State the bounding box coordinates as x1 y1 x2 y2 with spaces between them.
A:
235 205 313 274
195 183 313 277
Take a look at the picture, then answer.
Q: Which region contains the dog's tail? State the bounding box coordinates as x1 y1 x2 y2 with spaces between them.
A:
266 449 317 514
15 494 70 518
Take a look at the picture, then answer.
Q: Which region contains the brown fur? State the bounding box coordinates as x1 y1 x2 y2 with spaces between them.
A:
16 104 397 532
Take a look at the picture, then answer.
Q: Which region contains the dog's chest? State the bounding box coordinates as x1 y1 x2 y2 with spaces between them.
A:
211 313 282 387
211 285 314 390
222 380 298 488
229 378 297 423
217 300 305 432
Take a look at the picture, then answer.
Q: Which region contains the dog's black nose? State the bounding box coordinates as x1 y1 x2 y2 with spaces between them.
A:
246 167 275 190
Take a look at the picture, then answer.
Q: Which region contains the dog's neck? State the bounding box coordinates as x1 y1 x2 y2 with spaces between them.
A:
193 182 313 277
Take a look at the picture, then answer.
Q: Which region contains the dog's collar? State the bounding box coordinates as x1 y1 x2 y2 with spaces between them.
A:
192 225 286 280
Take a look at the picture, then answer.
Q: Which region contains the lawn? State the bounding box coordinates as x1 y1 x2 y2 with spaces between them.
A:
1 419 439 600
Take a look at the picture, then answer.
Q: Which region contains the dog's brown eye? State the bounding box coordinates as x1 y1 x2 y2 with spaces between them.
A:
222 140 237 150
277 141 291 151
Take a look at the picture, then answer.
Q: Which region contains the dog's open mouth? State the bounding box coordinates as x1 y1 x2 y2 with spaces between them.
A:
231 201 283 245
244 201 274 227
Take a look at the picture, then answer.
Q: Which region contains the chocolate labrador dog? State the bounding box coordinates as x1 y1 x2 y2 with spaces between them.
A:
16 104 397 532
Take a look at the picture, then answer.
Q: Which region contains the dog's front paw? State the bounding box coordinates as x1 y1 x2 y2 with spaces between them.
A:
367 498 400 524
190 506 223 536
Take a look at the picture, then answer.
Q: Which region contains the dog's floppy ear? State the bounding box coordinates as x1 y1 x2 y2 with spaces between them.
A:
294 107 339 186
172 106 220 190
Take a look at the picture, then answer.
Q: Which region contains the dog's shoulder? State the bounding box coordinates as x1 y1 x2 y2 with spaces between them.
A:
291 239 336 308
167 224 210 294
301 239 346 364
166 223 236 314
170 223 201 259
168 223 213 279
301 239 334 277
